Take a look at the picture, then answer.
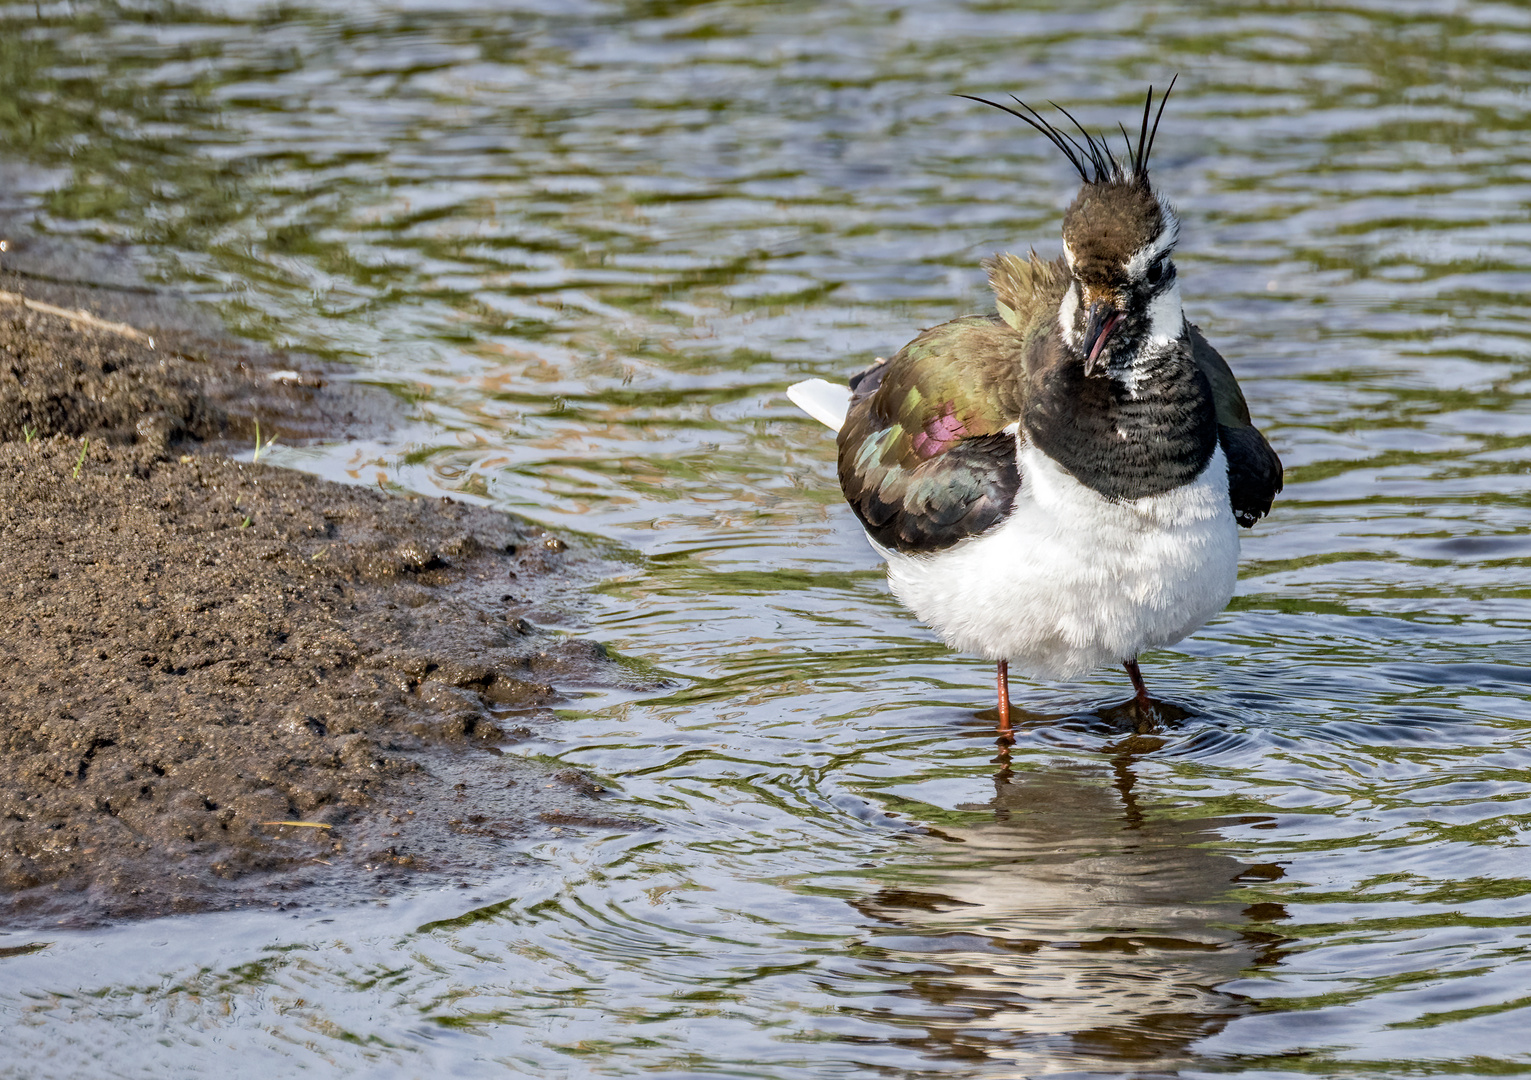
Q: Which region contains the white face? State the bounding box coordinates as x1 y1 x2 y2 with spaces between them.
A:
1127 202 1185 351
1057 278 1082 348
1123 196 1180 282
1138 270 1185 351
1128 246 1184 352
1056 198 1186 376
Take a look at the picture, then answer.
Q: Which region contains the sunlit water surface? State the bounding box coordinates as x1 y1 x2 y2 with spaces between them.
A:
4 1 1531 1076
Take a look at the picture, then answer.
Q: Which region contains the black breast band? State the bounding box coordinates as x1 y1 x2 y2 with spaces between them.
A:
1023 351 1217 501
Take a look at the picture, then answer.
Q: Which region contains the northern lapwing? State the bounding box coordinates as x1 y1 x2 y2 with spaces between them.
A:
788 81 1282 729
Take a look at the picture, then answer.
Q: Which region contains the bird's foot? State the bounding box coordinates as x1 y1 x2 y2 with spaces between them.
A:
1123 658 1156 723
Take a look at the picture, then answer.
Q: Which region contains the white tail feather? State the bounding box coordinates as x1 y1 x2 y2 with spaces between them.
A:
786 378 851 432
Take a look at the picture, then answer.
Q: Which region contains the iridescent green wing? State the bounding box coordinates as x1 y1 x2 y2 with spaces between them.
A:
836 315 1031 553
1188 323 1283 526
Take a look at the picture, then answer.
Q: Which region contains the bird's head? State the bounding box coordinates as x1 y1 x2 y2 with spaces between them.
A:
964 80 1185 381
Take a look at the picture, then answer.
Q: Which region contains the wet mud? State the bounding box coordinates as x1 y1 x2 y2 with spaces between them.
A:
0 272 648 926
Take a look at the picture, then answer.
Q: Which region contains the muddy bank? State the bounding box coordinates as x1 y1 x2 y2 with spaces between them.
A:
0 276 649 926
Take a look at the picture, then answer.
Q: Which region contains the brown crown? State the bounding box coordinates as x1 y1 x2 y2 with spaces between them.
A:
1062 182 1165 284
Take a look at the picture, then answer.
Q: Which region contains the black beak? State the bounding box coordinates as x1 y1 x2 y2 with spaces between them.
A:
1082 301 1123 377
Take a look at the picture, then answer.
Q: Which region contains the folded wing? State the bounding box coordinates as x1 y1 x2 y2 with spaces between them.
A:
837 316 1029 553
1188 324 1283 527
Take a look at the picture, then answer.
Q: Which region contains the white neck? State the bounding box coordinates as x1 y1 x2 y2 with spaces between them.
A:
1116 280 1187 396
1054 277 1185 384
1142 279 1185 351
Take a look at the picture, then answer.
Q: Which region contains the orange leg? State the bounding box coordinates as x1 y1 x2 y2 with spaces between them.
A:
996 659 1012 734
1123 658 1153 714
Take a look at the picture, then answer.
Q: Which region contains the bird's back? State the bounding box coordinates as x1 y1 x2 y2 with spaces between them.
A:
836 313 1029 554
983 251 1071 345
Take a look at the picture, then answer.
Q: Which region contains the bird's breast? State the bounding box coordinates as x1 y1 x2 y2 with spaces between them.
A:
1022 345 1217 503
878 441 1239 677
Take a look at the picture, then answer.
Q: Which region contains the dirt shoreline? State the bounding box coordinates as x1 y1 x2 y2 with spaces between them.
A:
0 266 647 926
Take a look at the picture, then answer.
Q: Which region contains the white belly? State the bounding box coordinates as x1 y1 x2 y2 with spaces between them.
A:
876 443 1240 681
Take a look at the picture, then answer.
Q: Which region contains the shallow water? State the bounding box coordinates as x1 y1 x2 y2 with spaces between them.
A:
5 0 1531 1075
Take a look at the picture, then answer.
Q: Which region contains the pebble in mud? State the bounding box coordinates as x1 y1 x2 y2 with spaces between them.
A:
0 289 656 926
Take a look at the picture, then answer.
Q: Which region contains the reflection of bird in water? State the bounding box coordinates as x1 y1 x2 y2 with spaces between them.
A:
844 739 1288 1072
789 82 1281 728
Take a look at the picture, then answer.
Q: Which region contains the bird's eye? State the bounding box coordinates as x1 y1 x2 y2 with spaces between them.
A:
1145 257 1168 285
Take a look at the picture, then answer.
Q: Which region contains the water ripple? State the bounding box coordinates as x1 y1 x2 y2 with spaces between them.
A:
5 0 1531 1075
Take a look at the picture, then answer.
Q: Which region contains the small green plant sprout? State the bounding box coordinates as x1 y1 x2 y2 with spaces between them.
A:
72 437 89 480
252 419 278 462
240 515 252 529
22 424 36 445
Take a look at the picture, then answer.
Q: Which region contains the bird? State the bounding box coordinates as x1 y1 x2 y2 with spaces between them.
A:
787 81 1282 730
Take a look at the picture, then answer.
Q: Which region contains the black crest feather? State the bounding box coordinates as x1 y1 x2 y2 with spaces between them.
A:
959 75 1178 187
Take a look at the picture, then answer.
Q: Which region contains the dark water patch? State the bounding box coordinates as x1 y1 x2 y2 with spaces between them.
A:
1379 662 1531 688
